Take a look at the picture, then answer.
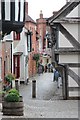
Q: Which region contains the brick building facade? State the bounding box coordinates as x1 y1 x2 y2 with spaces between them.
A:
25 3 38 77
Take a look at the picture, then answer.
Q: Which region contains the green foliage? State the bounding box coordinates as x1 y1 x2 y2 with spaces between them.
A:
0 90 6 94
5 73 15 83
8 88 19 96
33 53 40 68
4 88 20 102
33 53 40 62
4 93 19 102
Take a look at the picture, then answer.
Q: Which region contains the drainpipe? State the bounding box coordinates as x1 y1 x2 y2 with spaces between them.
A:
11 43 12 73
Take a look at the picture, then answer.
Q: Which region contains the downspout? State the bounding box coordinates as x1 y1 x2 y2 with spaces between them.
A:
11 43 12 73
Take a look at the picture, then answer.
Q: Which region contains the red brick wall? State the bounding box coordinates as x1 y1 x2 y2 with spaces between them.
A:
36 12 46 49
25 22 38 77
2 41 12 81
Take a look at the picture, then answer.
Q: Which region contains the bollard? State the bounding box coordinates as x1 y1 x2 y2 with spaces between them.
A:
32 80 36 98
15 79 19 91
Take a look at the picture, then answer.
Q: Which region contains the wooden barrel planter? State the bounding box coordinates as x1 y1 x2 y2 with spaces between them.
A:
2 96 24 116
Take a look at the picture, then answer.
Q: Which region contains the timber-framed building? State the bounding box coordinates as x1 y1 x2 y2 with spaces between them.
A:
48 0 80 99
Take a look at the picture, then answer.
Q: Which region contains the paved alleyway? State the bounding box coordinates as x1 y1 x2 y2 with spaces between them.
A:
19 72 62 102
0 73 78 119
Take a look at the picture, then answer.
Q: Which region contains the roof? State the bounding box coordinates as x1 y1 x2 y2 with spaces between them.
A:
58 17 80 23
25 13 36 24
48 0 80 23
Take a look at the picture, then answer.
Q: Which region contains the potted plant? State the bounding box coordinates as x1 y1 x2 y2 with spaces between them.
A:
2 88 24 116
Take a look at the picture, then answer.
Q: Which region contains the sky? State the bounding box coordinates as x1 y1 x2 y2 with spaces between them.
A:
26 0 67 21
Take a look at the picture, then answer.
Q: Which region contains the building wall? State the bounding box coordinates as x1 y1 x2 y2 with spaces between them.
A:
1 35 13 81
66 4 79 18
59 54 78 63
62 23 78 41
58 25 79 97
36 11 46 50
13 27 29 82
59 31 73 47
25 21 37 77
36 11 52 67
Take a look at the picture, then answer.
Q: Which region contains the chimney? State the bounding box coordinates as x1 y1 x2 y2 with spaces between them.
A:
25 2 28 14
40 10 43 19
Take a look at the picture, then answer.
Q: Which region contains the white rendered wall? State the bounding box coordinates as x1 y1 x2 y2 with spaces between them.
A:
66 4 79 18
59 31 73 48
59 54 79 63
66 6 79 17
59 54 79 97
13 28 28 82
20 54 25 81
58 3 80 98
4 31 13 40
20 28 28 81
61 23 79 42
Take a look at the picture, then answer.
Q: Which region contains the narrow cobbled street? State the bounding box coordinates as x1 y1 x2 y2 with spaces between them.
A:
19 72 62 102
0 73 78 118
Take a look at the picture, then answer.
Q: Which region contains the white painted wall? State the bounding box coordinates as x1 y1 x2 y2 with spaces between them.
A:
66 4 79 18
20 28 28 82
68 76 78 87
68 67 80 97
39 37 43 53
58 2 80 98
69 91 78 97
59 54 79 97
62 23 79 42
59 31 73 48
13 27 29 82
59 54 79 63
20 54 25 81
4 31 13 40
70 67 80 78
5 0 10 21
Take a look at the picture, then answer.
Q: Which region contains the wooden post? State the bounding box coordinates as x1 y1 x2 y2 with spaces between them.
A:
62 65 68 100
65 65 69 99
15 79 19 91
56 64 68 100
32 80 36 98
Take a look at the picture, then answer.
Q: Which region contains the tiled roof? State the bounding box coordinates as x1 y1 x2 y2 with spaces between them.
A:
25 13 36 24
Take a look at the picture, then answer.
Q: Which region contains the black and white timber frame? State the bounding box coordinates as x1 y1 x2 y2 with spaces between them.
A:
0 0 25 38
48 0 80 99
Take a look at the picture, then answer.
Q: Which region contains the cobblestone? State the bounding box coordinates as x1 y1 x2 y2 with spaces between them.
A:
0 73 79 118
